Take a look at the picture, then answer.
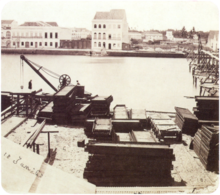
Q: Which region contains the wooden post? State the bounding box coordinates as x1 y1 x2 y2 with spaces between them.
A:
26 95 28 116
17 95 19 115
36 144 40 154
33 142 35 152
30 96 33 115
48 132 50 157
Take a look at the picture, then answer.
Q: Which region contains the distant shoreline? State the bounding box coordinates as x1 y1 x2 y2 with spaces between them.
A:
1 48 186 58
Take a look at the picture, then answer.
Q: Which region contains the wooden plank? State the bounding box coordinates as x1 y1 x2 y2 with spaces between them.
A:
1 137 96 194
2 116 28 137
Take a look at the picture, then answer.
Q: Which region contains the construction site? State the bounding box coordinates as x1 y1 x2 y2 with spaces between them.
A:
1 39 219 193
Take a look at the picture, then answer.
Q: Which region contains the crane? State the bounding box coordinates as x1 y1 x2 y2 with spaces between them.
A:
20 55 71 92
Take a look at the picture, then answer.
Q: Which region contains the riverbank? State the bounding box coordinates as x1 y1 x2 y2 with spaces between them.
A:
1 48 186 58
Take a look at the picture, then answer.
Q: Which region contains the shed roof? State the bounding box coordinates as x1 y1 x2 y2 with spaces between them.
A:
1 20 14 25
20 21 58 27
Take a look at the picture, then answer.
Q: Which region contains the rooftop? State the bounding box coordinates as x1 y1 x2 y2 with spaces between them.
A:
94 9 126 20
20 21 58 27
144 31 163 35
1 20 14 25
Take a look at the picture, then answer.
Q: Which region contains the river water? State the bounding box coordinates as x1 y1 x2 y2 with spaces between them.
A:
1 54 199 112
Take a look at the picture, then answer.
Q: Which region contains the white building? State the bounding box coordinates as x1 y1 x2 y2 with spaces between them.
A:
128 30 142 40
1 20 18 47
92 9 130 50
166 31 174 40
71 28 91 40
3 21 71 49
143 31 163 42
206 30 219 52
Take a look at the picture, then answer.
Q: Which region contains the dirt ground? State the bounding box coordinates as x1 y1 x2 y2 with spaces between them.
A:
6 118 219 193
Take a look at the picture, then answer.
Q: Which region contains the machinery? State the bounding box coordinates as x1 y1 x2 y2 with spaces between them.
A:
20 55 71 91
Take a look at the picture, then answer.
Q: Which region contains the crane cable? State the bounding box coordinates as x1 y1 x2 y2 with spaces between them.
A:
25 57 60 79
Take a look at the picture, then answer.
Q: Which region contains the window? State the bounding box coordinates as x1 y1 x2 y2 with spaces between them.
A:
113 24 116 29
50 32 53 38
21 42 24 46
55 32 58 38
94 24 97 28
39 42 42 46
45 32 47 38
103 24 106 28
99 24 101 28
6 31 11 38
13 42 15 46
31 42 33 46
98 33 101 39
21 32 24 37
103 33 106 39
98 42 101 47
94 42 97 47
109 34 111 39
103 42 106 48
26 32 29 37
30 32 33 37
118 25 121 29
45 42 47 46
94 33 97 39
50 42 53 46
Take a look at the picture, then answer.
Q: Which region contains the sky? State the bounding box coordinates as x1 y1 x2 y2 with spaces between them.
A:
0 0 219 32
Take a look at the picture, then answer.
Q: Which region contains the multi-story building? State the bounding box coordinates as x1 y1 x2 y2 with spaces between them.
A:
1 20 18 47
92 9 130 50
1 21 72 49
71 28 91 40
128 30 142 40
206 30 219 52
143 31 163 42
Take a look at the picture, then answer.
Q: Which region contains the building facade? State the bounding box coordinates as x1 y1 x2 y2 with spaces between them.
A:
71 28 91 40
128 30 142 40
207 31 219 52
1 20 18 47
2 21 72 49
92 9 130 50
143 31 163 42
166 31 174 40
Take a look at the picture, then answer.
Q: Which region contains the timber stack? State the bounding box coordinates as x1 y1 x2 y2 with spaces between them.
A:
148 112 182 141
174 107 198 136
70 103 91 124
90 96 113 117
52 85 77 124
84 141 174 186
92 118 113 141
193 96 219 121
193 125 219 172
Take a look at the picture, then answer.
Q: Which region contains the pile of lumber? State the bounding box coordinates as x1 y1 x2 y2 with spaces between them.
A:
193 96 219 121
175 107 198 136
90 96 113 117
84 142 174 186
130 130 158 143
38 101 53 120
193 125 219 172
129 109 147 128
52 85 77 124
113 105 129 119
92 118 113 141
150 117 182 141
70 103 91 124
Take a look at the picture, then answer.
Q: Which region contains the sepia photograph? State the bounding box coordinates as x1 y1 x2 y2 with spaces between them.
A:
1 0 219 194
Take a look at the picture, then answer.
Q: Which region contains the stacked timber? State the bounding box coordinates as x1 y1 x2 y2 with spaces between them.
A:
193 96 219 121
130 130 158 143
130 109 147 128
38 101 53 120
112 132 132 142
90 96 113 117
84 142 174 186
113 105 129 119
150 118 182 141
92 118 112 141
70 103 91 123
175 107 198 136
52 85 77 124
193 125 219 172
